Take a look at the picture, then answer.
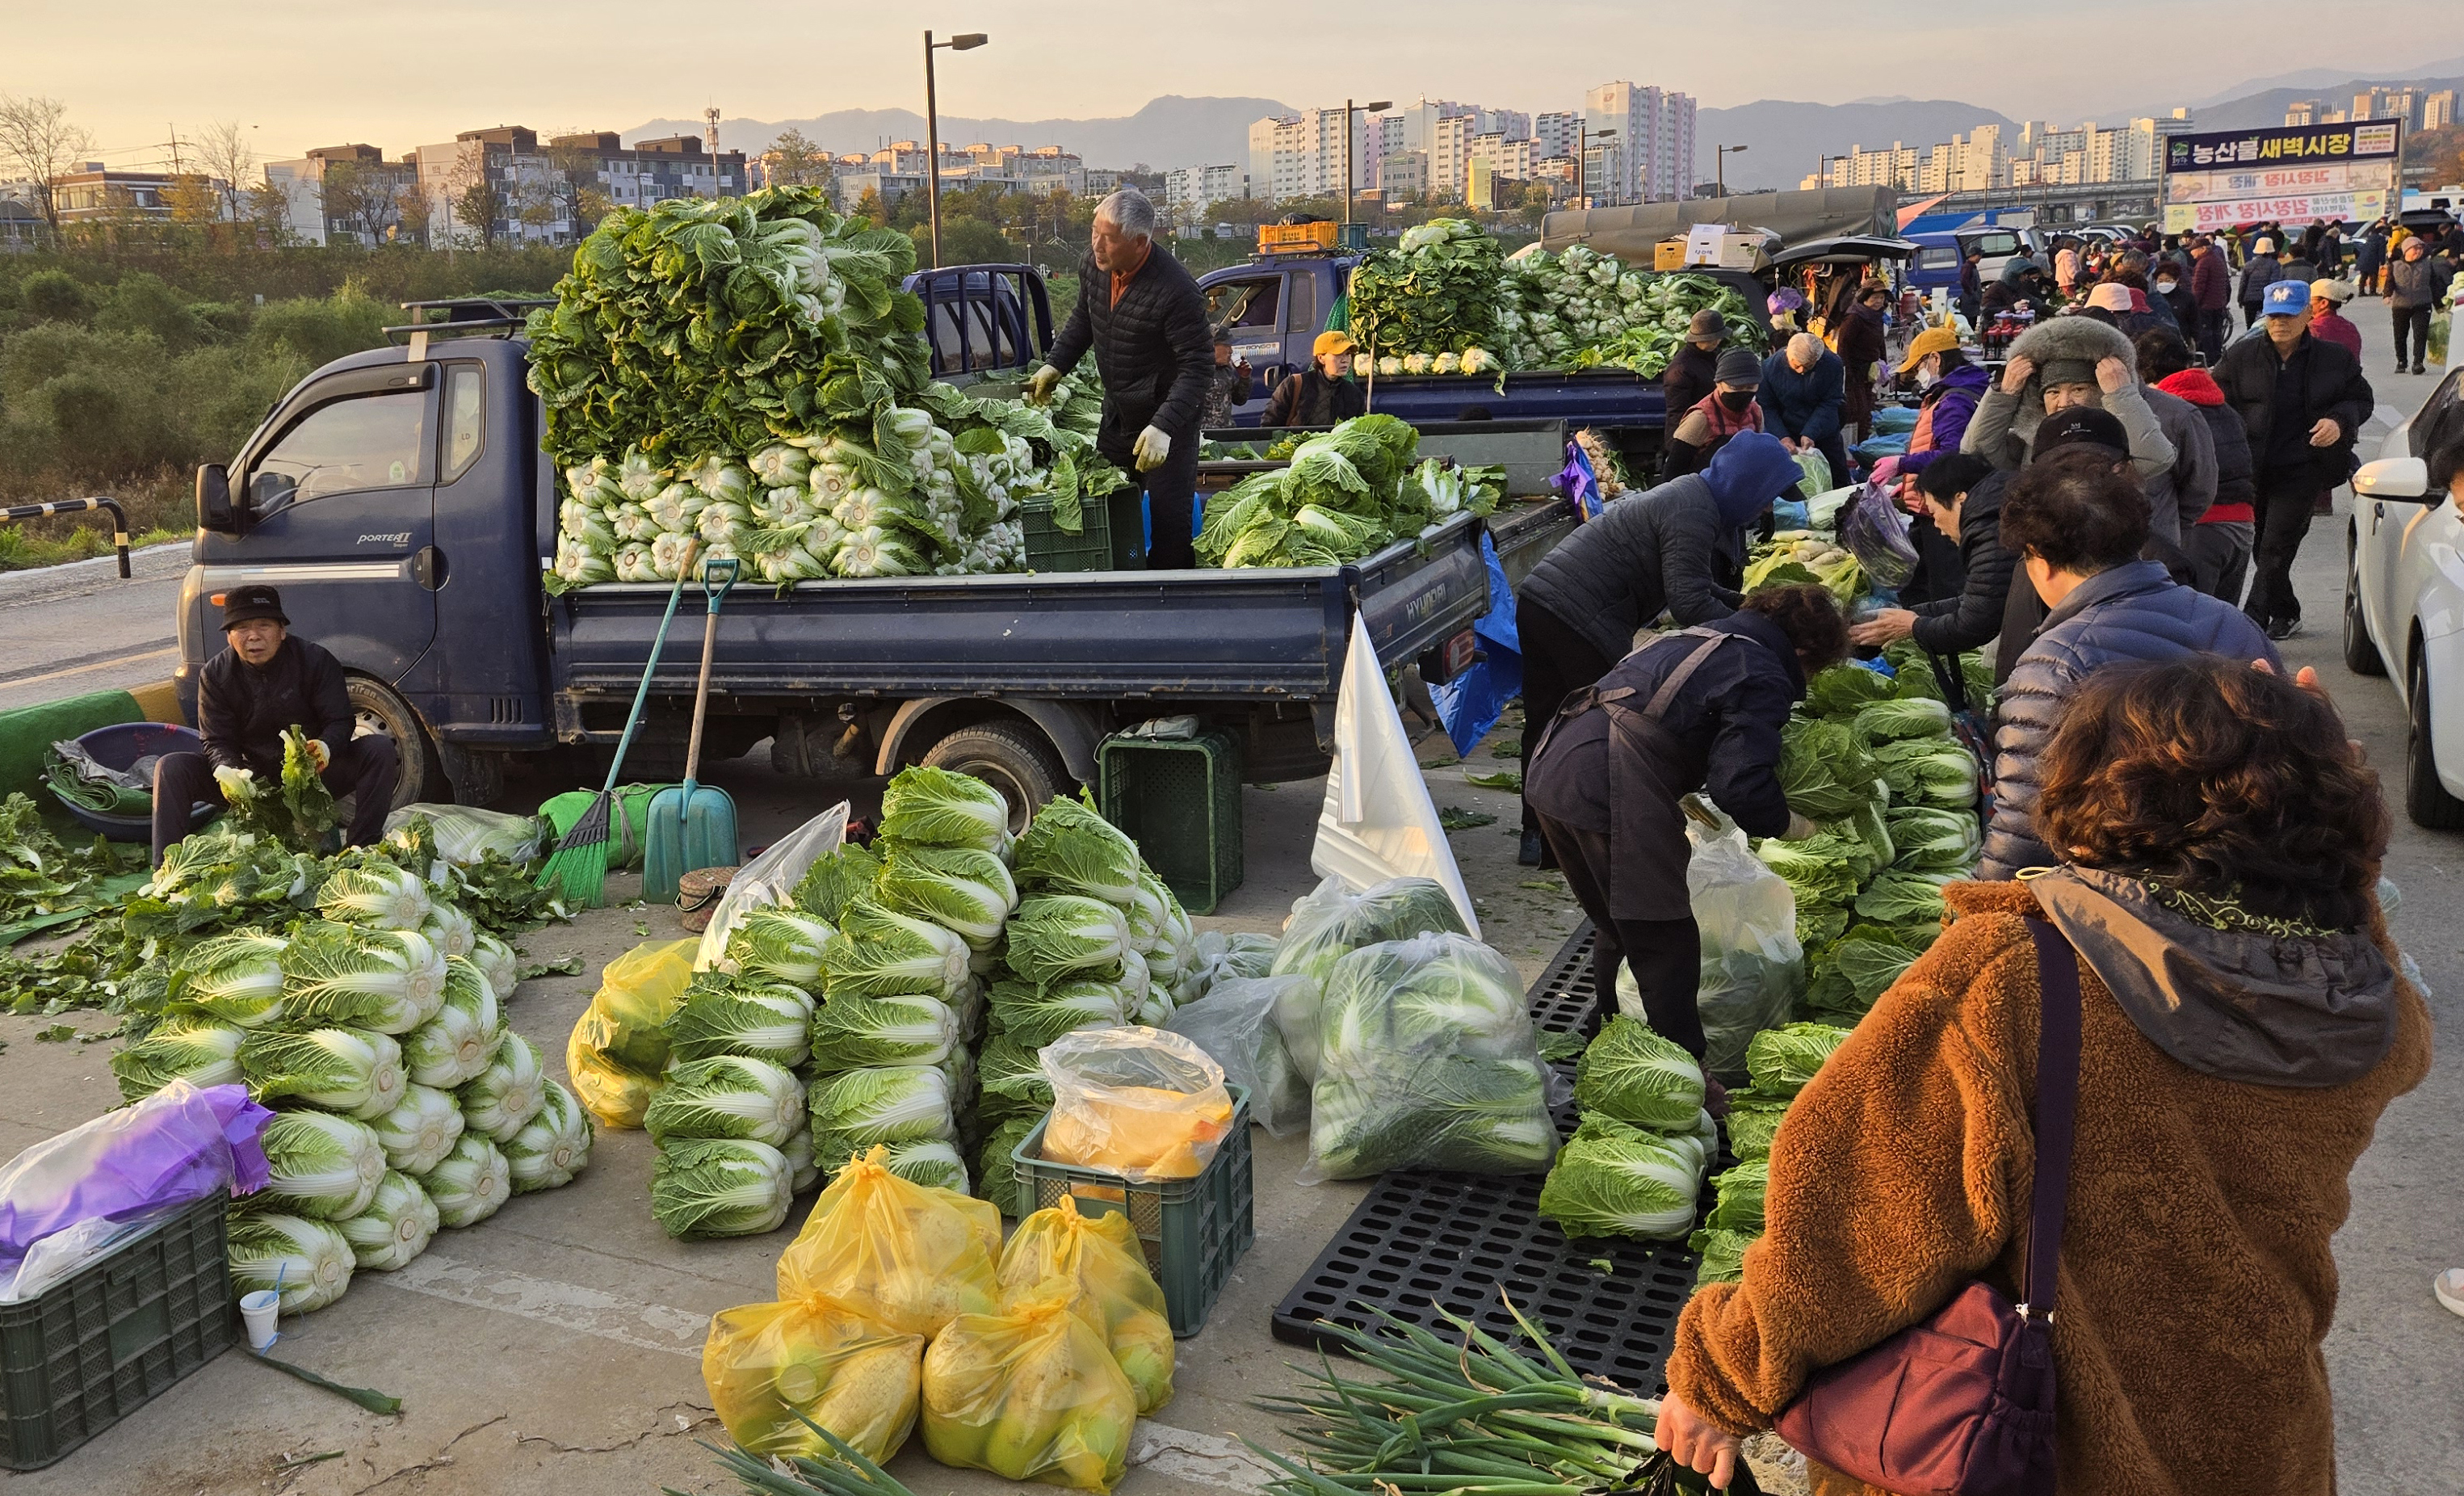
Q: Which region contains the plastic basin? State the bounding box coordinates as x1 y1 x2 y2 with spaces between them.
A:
57 723 216 843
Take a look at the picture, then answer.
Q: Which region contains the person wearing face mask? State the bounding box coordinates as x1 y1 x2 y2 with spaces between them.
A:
2149 258 2198 339
1660 348 1767 479
1895 325 1990 474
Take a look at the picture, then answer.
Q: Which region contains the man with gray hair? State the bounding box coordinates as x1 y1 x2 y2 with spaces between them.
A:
1026 190 1215 567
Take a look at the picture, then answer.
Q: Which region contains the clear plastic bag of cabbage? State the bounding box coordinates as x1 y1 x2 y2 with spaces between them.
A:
1872 737 1981 810
1614 814 1802 1081
665 974 815 1068
1270 876 1470 988
1777 717 1878 821
777 1145 1001 1337
810 992 959 1070
1537 1116 1706 1242
336 1170 439 1271
1886 806 1982 874
1745 1022 1853 1099
653 1136 793 1239
1165 975 1313 1137
1183 930 1279 998
1573 1015 1706 1132
646 1055 807 1146
921 1292 1138 1493
997 1196 1174 1415
1855 868 1956 927
703 1295 924 1463
1304 933 1557 1181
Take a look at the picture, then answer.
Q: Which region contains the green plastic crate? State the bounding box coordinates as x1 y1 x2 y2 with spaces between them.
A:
1 1192 234 1470
1011 1086 1253 1338
1021 494 1113 573
1097 729 1243 915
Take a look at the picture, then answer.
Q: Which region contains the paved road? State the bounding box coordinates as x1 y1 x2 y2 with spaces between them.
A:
0 541 188 712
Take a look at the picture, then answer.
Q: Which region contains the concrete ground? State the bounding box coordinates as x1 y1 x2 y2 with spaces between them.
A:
2 317 2457 1495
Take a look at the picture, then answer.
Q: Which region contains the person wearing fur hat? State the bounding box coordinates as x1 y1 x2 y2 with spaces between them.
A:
1958 313 2191 539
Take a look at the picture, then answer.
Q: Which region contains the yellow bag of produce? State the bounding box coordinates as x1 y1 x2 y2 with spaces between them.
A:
921 1292 1138 1492
997 1196 1174 1414
775 1145 1001 1337
702 1294 923 1462
1038 1027 1235 1182
565 939 697 1128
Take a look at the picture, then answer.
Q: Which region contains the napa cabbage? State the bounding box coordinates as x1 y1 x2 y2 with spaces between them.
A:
665 975 815 1067
808 992 959 1070
255 1110 388 1219
228 1212 354 1313
652 1137 792 1238
418 1133 510 1229
1572 1015 1706 1132
370 1082 465 1176
241 1027 407 1119
644 1055 806 1146
337 1170 439 1271
1536 1116 1706 1241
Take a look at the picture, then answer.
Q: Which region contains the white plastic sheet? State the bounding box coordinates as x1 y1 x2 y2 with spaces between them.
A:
1311 616 1480 938
694 801 848 970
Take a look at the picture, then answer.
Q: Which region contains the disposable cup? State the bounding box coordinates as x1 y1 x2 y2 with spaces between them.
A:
239 1289 280 1351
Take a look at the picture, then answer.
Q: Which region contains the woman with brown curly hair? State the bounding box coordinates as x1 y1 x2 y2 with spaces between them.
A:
1527 582 1848 1071
1656 654 2430 1494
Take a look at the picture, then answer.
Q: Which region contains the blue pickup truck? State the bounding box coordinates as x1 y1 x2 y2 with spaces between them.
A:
175 278 1500 822
1195 245 1772 469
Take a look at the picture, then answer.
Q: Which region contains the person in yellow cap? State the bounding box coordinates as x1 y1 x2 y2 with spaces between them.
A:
1265 330 1367 427
1894 324 1989 479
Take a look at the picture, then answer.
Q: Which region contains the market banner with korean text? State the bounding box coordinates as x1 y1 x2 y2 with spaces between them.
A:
2161 121 2399 233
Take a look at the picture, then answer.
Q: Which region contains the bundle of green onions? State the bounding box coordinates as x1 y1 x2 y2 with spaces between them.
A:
1251 1299 1672 1495
670 1422 916 1496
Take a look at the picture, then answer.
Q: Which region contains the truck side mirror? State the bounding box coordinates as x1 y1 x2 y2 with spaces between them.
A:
195 463 237 532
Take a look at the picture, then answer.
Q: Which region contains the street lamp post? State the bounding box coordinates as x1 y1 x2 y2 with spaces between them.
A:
1715 143 1748 198
922 29 988 269
1341 98 1392 229
1576 124 1617 209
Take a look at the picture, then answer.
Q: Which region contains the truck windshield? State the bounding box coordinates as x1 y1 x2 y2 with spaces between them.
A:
251 390 430 511
1206 277 1280 333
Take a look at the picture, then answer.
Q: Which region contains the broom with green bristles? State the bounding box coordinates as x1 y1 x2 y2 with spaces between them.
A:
539 540 697 908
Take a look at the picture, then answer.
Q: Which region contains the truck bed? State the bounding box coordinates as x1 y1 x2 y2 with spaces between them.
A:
1356 368 1664 430
548 513 1488 714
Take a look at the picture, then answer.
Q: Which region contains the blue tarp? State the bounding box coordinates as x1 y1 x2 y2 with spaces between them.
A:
1429 532 1524 757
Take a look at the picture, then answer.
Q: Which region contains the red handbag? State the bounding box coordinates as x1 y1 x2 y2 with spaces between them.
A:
1773 918 2079 1496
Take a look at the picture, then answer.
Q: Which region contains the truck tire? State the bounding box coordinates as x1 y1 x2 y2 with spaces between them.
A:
2405 651 2464 830
918 721 1068 834
346 675 440 813
2343 534 2386 676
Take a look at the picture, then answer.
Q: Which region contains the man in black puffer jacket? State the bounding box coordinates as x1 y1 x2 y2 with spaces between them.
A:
1513 431 1805 864
1028 191 1215 568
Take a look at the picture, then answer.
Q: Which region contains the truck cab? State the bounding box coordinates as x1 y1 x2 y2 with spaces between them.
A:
1196 229 1362 406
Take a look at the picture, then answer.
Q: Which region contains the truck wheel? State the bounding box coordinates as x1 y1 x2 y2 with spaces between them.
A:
918 721 1068 833
2343 536 2386 676
346 676 441 811
2405 652 2464 830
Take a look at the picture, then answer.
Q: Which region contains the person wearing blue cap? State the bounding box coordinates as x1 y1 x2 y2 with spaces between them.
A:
2210 278 2373 639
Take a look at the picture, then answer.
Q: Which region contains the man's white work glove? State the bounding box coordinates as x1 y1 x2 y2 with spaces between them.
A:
304 738 332 773
1782 811 1820 842
1132 425 1172 472
1023 365 1062 406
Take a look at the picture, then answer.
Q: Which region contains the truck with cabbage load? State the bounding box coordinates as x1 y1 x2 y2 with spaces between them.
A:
1197 225 1770 470
176 284 1502 823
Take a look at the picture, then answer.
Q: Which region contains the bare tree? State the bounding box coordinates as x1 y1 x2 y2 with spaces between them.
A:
244 179 295 245
321 159 400 245
392 182 433 245
191 120 255 225
448 142 499 249
0 94 96 232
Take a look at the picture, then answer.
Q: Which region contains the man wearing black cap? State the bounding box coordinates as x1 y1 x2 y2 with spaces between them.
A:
1660 309 1729 430
151 585 401 863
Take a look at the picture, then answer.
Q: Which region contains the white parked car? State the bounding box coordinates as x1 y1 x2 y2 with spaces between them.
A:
2345 364 2464 828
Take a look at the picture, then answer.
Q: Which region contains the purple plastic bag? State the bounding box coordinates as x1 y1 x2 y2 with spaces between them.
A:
0 1082 272 1277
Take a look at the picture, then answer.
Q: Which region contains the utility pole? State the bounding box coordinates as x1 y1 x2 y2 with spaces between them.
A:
922 29 989 269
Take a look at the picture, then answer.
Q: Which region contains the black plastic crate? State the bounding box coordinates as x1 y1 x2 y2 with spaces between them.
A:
1 1192 235 1470
1270 918 1736 1395
1021 494 1113 573
1097 729 1243 915
1106 488 1149 569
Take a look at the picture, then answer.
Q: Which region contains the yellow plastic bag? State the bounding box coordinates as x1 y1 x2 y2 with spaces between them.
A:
776 1145 1001 1338
1039 1027 1235 1181
921 1293 1138 1493
702 1294 923 1462
998 1196 1174 1414
564 939 696 1128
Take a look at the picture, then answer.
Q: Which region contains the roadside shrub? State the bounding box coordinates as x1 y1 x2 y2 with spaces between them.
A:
93 272 207 351
245 288 389 369
18 269 90 323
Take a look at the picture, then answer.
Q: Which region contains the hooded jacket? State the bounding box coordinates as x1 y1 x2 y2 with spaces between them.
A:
2157 367 2256 524
1667 876 2430 1496
1959 315 2176 483
1981 560 2279 878
1516 432 1800 664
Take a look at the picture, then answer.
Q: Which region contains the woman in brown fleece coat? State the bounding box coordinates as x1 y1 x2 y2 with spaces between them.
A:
1657 655 2432 1494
